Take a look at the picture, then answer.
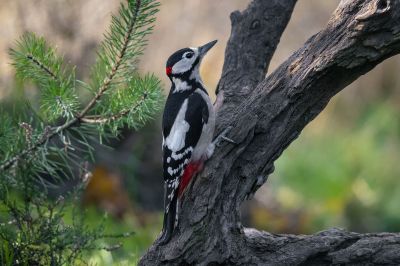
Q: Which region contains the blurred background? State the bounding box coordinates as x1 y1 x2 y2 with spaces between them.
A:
1 0 400 263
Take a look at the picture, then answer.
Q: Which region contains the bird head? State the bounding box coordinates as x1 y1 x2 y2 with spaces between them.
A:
165 40 217 80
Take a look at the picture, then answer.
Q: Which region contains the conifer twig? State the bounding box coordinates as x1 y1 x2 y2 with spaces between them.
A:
26 54 59 81
81 92 147 124
0 0 144 172
76 0 141 119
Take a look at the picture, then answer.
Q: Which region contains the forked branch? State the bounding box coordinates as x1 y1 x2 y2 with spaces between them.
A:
140 0 400 265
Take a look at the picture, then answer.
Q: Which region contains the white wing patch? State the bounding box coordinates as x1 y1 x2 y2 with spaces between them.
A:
165 99 189 151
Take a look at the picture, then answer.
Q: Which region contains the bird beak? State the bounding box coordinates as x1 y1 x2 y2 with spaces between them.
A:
198 40 217 57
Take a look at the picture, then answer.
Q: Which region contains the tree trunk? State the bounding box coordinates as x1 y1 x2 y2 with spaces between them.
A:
140 0 400 265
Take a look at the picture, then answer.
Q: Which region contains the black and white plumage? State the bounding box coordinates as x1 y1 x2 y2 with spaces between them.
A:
160 40 217 244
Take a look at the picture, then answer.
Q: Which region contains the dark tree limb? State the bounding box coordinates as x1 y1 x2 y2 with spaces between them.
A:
244 228 400 265
140 0 400 265
217 0 297 94
215 0 297 116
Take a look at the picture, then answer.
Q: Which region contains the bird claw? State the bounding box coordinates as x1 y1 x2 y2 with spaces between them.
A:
213 126 236 147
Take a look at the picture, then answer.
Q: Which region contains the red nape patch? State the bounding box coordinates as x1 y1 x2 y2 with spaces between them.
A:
166 66 172 76
178 161 204 198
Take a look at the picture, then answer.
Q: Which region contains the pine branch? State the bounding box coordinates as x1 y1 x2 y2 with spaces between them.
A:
0 89 152 172
0 119 74 172
10 32 78 121
77 0 141 118
81 92 148 124
10 33 65 89
0 0 161 173
26 54 58 81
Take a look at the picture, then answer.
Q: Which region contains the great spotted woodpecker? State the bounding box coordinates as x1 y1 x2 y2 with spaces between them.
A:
160 40 217 244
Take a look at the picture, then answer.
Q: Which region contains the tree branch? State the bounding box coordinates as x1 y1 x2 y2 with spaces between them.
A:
76 0 141 119
80 92 148 124
243 228 400 265
140 0 400 264
217 0 297 95
215 0 297 115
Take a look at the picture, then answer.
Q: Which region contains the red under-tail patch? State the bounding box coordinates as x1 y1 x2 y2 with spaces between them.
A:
178 161 203 198
166 66 172 76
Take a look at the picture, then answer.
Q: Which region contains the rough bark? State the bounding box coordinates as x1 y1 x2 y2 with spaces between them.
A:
140 0 400 265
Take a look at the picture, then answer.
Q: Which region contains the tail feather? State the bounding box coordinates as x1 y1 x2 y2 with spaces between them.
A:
159 160 204 244
159 183 178 245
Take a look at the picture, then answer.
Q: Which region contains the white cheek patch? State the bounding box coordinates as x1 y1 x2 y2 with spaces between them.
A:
172 59 193 74
171 48 199 74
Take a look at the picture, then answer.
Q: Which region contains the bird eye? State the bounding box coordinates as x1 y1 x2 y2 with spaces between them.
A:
185 52 194 59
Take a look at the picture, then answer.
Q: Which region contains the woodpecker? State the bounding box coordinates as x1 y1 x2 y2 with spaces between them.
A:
160 40 218 244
